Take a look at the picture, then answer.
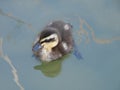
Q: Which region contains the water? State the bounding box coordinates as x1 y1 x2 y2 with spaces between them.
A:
0 0 120 90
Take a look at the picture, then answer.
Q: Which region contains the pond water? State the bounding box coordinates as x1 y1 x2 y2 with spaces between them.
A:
0 0 120 90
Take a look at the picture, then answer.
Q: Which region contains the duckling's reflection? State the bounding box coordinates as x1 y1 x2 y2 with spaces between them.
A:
34 54 70 78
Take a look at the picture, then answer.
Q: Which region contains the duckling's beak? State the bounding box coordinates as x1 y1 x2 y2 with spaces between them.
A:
32 43 42 52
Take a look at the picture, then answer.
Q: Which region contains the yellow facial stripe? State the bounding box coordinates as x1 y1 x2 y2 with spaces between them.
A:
40 34 59 51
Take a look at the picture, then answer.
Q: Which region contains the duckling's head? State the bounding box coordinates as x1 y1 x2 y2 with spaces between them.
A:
32 20 74 62
32 27 62 62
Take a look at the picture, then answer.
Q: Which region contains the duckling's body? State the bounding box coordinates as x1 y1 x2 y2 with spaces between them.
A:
32 20 74 62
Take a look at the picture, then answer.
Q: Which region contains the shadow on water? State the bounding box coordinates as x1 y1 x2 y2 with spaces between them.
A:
34 54 70 78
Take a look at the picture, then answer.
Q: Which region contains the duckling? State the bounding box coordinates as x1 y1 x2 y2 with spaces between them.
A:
32 20 74 62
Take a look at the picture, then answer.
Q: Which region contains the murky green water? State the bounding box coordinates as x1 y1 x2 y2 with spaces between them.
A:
0 0 120 90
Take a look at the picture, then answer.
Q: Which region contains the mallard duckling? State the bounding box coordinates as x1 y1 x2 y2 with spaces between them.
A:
32 20 74 62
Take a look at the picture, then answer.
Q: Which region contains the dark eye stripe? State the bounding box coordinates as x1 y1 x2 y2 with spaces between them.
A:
40 38 55 44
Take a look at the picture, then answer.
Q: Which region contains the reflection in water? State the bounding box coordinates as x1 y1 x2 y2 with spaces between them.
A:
0 9 25 24
0 8 34 32
34 55 69 78
78 17 120 44
0 38 24 90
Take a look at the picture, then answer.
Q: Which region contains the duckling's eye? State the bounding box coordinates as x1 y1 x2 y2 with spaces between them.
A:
40 38 55 44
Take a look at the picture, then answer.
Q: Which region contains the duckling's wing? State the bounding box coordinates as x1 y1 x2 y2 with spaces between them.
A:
73 42 83 60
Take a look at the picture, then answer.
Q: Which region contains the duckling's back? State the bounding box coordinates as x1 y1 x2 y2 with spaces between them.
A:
48 21 74 54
